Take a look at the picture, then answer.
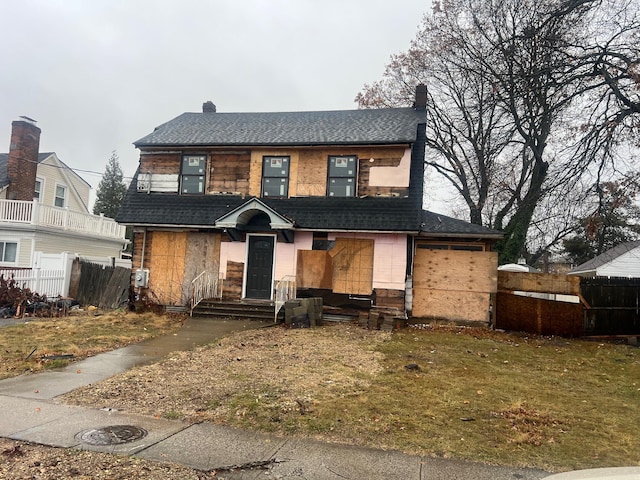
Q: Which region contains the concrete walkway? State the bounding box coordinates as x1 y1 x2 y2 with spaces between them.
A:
0 317 550 479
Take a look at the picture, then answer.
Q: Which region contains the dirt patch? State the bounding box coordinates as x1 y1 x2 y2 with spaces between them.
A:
60 324 389 423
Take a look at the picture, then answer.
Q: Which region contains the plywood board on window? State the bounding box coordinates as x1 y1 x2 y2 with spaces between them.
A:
412 289 490 322
149 231 187 305
297 250 333 289
413 249 498 294
183 232 221 296
330 238 374 295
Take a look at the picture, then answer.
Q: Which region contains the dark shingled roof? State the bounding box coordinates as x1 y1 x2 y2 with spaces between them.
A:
134 108 426 147
420 210 503 238
117 174 502 237
0 152 54 188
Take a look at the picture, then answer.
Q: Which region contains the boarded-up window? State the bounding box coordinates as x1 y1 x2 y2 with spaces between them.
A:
149 231 187 305
330 238 374 295
297 250 333 289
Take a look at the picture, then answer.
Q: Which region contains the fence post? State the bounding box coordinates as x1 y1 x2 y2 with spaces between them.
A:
34 267 41 294
31 199 39 225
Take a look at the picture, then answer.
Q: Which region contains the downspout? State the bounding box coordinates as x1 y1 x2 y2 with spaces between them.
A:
140 228 147 270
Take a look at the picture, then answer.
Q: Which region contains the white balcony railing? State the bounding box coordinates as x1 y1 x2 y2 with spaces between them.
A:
0 199 126 240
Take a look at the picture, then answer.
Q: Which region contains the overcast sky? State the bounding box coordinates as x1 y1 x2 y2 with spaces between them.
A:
0 0 430 197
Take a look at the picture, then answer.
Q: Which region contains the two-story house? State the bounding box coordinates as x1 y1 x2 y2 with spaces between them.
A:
0 118 128 295
118 87 502 322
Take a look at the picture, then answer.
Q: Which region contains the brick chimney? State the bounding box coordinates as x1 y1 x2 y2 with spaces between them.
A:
414 84 427 110
6 117 40 201
202 101 216 113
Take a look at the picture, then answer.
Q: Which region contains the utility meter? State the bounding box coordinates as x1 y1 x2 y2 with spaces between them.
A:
134 269 149 288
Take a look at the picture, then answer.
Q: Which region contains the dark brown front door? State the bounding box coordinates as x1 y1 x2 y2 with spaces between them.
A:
245 235 275 299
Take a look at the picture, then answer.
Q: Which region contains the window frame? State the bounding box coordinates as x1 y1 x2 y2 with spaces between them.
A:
327 155 357 197
261 155 290 198
34 177 44 202
0 241 18 264
54 183 67 208
180 154 207 195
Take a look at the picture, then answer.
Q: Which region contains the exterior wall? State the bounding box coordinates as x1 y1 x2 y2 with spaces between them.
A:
597 248 640 277
139 145 411 199
34 231 125 258
37 155 90 212
132 229 222 305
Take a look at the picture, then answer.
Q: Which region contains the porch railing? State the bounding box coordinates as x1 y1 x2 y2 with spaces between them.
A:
190 268 223 316
0 199 126 240
274 275 296 322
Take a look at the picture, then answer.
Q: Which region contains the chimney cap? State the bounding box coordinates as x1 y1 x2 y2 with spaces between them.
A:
16 116 38 125
202 101 216 113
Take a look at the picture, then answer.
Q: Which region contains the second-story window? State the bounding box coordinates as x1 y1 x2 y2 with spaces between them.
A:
181 155 206 194
55 184 66 207
34 178 43 202
328 155 357 197
262 156 289 197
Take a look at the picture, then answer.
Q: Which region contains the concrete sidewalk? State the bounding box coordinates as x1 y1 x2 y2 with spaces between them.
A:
0 318 550 479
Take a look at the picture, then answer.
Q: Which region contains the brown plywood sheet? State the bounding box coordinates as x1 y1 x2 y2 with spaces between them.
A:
330 238 374 295
497 271 581 295
413 249 498 293
224 261 244 300
297 250 333 289
412 289 490 322
149 231 187 305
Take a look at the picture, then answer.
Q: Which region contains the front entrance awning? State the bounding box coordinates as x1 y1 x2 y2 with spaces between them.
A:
214 198 295 241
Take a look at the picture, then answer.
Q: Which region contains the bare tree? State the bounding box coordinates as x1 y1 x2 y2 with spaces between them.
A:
357 0 640 263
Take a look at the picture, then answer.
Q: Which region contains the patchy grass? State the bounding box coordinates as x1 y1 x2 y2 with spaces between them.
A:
61 323 640 472
0 310 183 379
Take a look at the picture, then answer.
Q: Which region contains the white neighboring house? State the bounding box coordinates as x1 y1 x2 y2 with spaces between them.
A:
569 241 640 277
0 118 129 296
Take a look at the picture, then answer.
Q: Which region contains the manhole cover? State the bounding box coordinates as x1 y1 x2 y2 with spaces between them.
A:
76 425 147 446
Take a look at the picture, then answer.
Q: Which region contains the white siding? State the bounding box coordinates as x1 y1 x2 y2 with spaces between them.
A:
34 232 124 259
37 155 90 213
598 247 640 277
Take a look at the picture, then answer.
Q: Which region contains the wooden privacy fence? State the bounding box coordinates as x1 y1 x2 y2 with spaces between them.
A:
496 271 640 337
69 259 131 309
495 271 583 337
581 277 640 335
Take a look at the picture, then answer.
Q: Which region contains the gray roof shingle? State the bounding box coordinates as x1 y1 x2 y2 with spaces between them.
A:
117 174 502 238
570 240 640 274
134 108 426 147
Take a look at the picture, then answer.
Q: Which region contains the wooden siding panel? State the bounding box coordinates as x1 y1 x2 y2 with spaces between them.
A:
139 153 181 175
330 238 374 295
149 231 187 305
224 260 244 300
297 250 333 289
209 153 251 194
496 292 583 337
